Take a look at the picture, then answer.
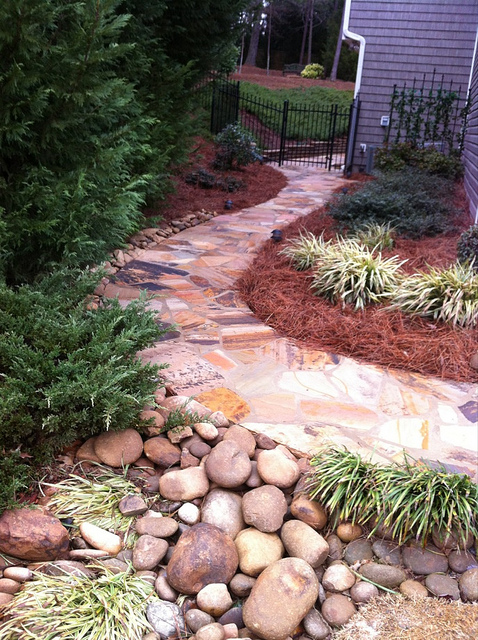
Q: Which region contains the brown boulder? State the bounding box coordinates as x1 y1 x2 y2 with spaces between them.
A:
167 523 238 595
0 508 69 561
144 436 181 468
93 428 143 467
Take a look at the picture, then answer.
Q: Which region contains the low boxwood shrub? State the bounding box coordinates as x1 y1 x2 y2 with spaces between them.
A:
457 225 478 270
301 63 325 79
328 169 457 239
0 267 167 462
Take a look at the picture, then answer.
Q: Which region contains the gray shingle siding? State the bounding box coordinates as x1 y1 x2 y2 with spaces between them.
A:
348 0 478 194
463 40 478 222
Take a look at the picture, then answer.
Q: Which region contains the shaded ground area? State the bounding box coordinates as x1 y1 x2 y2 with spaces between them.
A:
145 137 287 225
237 181 478 383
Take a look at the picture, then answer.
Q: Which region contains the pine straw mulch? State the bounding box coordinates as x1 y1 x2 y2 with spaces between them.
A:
333 594 478 640
237 181 478 384
144 136 287 225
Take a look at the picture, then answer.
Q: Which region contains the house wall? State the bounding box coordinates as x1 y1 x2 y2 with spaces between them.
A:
348 0 478 184
463 34 478 223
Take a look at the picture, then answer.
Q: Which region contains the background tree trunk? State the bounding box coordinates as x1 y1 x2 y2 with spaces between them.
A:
330 2 344 81
245 2 263 66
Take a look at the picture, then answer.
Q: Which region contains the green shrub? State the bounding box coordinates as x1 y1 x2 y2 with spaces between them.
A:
0 452 32 514
0 268 167 461
213 124 262 170
301 63 325 79
457 225 478 269
280 230 334 271
390 261 478 328
374 143 464 180
310 237 405 310
328 169 457 238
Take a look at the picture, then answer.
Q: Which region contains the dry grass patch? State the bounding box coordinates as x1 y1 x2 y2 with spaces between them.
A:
333 594 478 640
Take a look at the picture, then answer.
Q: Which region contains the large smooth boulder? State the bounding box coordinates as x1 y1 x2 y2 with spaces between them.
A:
242 485 288 533
205 440 252 488
243 557 319 640
159 466 209 501
166 523 238 595
144 436 181 468
93 428 143 467
0 508 69 561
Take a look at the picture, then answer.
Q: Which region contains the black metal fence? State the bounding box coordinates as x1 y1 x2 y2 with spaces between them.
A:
199 77 354 170
386 70 469 154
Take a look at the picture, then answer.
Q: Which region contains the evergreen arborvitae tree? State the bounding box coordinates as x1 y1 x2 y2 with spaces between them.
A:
0 0 156 283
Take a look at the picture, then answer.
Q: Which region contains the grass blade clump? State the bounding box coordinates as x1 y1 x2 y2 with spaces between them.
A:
310 237 405 310
0 568 157 640
43 466 150 543
279 230 333 271
306 447 478 548
351 222 396 250
391 261 478 327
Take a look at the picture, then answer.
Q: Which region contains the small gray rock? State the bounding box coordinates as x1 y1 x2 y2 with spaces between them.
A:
343 539 373 565
303 607 332 640
118 494 148 517
403 543 448 575
448 549 478 573
359 562 407 589
185 608 215 633
320 594 356 628
425 573 460 600
132 535 168 571
459 567 478 601
372 540 402 565
147 600 186 638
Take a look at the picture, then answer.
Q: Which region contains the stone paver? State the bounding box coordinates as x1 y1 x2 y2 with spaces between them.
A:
114 165 478 479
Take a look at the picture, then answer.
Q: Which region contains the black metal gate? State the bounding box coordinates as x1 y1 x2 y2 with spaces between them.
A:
209 79 354 170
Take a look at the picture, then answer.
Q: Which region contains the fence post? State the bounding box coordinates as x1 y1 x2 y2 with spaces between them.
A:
278 100 289 166
235 81 240 124
328 104 339 171
210 80 216 134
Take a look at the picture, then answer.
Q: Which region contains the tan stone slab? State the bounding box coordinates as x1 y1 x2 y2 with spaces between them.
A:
278 371 340 400
195 387 250 422
377 418 430 450
439 423 478 452
221 325 277 350
249 394 298 422
300 399 379 430
203 350 238 371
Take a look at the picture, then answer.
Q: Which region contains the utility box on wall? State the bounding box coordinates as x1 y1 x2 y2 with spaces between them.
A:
365 145 377 173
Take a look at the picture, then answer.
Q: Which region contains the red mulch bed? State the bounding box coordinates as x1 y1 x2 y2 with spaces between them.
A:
237 180 478 383
231 65 355 93
144 136 287 224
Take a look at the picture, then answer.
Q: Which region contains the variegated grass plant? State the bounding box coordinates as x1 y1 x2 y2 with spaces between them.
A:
310 238 406 310
390 261 478 328
351 222 396 250
0 567 157 640
306 447 478 548
42 465 152 545
279 230 333 270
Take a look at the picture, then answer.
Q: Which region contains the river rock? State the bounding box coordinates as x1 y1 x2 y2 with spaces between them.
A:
350 581 379 603
425 573 460 600
155 570 178 602
136 516 179 538
243 557 319 640
194 422 219 441
235 528 284 576
185 609 215 633
256 449 300 489
201 489 245 539
2 567 33 582
320 594 356 627
218 606 244 628
223 425 256 458
0 578 21 595
245 460 263 488
80 522 122 555
448 549 478 573
326 534 344 562
459 567 478 601
158 396 212 421
144 437 181 468
402 543 448 575
0 508 69 561
189 441 212 459
133 535 168 571
359 562 407 589
290 495 327 530
75 436 102 463
229 573 256 597
280 520 329 568
159 466 209 501
371 539 402 565
178 502 200 525
343 539 373 565
336 523 362 542
147 600 186 638
166 523 238 594
196 623 226 640
205 441 252 488
119 494 148 517
39 560 96 578
322 563 356 592
432 526 475 550
303 608 332 640
242 485 288 533
93 428 143 467
399 579 429 598
196 583 233 617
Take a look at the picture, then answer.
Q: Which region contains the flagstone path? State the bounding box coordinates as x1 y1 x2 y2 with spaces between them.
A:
110 165 478 479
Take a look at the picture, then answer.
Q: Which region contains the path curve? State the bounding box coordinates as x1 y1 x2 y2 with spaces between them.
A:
111 166 477 478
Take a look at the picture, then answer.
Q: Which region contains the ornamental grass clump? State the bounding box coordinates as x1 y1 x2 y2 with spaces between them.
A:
351 222 396 250
305 447 478 549
0 567 158 640
279 230 333 270
43 467 150 544
390 261 478 327
310 237 405 310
